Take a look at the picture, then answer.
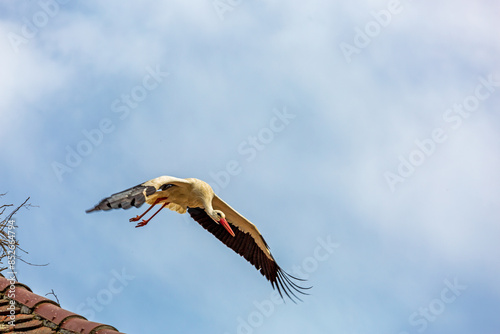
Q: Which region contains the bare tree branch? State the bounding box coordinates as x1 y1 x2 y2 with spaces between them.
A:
0 196 44 280
0 197 30 226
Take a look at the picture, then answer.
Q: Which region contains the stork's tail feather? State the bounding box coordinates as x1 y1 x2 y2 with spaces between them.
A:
86 184 156 213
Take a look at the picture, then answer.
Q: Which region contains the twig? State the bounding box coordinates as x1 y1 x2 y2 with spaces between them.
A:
0 197 30 225
45 289 60 305
17 258 49 267
0 205 13 216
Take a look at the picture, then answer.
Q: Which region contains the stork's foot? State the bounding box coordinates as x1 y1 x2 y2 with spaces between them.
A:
131 198 169 228
129 197 169 224
135 219 149 228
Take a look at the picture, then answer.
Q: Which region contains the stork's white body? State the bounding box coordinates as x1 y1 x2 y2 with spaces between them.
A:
143 176 215 214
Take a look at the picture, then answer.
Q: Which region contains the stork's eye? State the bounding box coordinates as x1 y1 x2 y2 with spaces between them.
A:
217 212 221 217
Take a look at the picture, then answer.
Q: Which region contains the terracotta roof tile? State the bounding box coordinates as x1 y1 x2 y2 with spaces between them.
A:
17 327 56 334
8 317 44 330
0 278 31 294
1 313 34 322
34 302 83 325
61 317 121 334
0 299 20 316
0 275 125 334
0 278 11 292
95 329 127 334
9 286 57 309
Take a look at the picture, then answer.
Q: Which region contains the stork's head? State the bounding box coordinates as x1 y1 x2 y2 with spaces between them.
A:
211 210 235 237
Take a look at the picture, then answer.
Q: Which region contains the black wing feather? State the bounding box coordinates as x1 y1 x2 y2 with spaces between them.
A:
187 207 310 302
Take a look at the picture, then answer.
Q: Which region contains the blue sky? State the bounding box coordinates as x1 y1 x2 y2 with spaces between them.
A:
1 1 499 333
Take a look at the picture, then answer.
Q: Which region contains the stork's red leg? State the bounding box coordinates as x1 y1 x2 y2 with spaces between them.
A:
129 197 168 222
135 201 169 228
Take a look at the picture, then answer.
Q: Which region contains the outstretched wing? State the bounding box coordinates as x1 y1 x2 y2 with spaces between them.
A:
188 195 310 302
85 175 189 213
85 183 156 212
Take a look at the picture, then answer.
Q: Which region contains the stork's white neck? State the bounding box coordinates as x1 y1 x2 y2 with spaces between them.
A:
202 198 216 218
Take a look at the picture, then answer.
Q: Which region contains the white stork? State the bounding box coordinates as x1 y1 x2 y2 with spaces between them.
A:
86 175 309 301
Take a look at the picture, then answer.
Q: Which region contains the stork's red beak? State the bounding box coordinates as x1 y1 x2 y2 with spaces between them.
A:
219 217 235 237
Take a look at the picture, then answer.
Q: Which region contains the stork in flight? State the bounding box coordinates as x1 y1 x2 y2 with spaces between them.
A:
86 175 309 301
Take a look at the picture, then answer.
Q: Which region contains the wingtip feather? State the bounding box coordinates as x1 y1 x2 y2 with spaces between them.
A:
85 207 99 214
